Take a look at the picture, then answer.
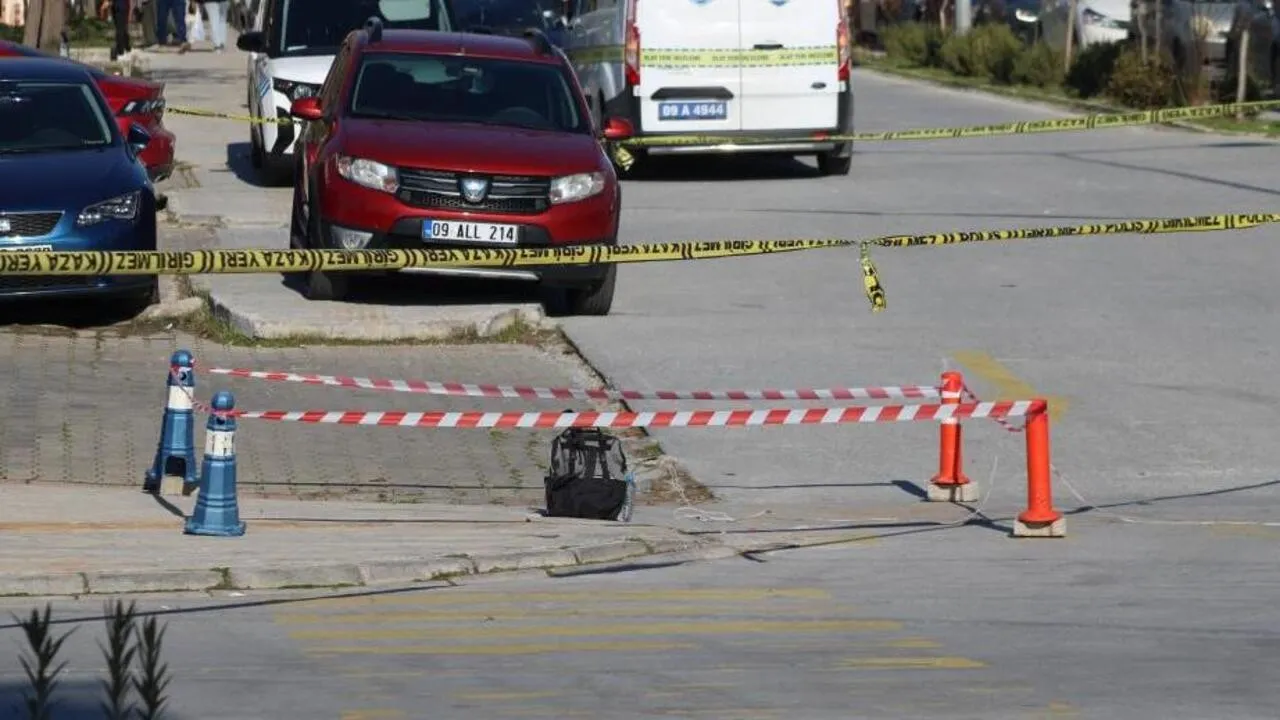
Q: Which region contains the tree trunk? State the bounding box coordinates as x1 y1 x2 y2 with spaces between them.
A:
1063 0 1078 72
22 0 66 54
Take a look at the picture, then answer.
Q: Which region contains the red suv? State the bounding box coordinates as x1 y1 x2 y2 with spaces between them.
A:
288 19 632 316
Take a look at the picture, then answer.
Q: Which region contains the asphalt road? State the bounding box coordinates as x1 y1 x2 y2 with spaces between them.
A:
564 68 1280 519
2 518 1277 720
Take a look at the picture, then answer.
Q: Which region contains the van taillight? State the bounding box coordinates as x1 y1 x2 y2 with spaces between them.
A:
624 1 640 86
836 0 850 82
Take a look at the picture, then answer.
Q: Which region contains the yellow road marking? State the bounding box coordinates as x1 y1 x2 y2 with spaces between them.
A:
451 690 561 702
487 709 594 718
1209 525 1280 540
289 619 901 642
340 711 405 720
724 636 944 651
658 710 780 718
273 602 844 625
885 637 944 649
296 586 831 609
1034 701 1081 717
305 640 698 656
951 350 1069 421
836 656 987 670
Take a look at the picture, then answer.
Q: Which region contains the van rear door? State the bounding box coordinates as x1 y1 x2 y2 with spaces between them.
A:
737 0 840 132
635 0 743 133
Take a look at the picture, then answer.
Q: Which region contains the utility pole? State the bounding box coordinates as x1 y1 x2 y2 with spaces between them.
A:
955 0 972 34
21 0 66 54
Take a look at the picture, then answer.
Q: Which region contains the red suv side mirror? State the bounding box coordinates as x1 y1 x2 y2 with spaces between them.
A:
290 96 323 121
601 116 634 141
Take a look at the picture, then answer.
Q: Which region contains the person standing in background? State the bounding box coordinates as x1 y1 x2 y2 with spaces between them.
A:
103 0 131 60
135 0 159 49
195 0 230 52
156 0 190 52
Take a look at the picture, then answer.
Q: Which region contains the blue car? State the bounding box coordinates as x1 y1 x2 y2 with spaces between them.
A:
0 57 158 305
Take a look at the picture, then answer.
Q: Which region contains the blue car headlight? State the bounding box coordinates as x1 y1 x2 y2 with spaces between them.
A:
77 191 140 227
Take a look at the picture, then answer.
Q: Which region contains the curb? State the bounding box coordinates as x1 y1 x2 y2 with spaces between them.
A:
0 535 726 598
860 63 1276 140
200 285 549 342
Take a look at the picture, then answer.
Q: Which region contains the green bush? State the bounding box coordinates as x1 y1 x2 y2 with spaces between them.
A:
65 17 117 46
1215 70 1265 104
881 22 947 68
14 601 172 720
938 23 1024 83
1065 40 1124 98
1105 46 1177 108
1011 42 1064 88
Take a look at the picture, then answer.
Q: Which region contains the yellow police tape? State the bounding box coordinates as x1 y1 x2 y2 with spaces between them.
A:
167 96 1280 151
2 213 1274 312
608 99 1280 169
567 46 839 68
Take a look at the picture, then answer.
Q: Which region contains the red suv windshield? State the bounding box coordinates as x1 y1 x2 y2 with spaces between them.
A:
346 52 589 134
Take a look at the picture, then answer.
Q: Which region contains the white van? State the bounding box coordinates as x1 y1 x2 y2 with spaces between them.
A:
563 0 854 175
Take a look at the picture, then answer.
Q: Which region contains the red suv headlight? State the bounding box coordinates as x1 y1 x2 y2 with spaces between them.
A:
549 172 605 205
334 155 399 194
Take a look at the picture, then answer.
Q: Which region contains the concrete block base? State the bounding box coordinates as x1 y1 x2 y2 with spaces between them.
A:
158 476 186 497
926 482 980 503
1012 517 1067 538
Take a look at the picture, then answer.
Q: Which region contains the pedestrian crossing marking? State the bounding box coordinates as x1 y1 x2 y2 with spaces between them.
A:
306 640 699 656
835 656 988 670
289 618 902 642
274 601 844 625
296 586 831 608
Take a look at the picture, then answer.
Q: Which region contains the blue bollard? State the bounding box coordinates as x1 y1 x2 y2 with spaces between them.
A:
145 349 197 493
185 391 246 537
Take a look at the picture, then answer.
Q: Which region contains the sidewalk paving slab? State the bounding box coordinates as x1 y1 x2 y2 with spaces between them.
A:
0 484 724 597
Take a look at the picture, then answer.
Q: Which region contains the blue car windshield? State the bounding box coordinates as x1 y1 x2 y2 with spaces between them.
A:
347 53 588 133
0 81 113 154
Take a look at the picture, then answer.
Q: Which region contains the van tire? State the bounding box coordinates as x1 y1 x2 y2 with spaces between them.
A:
817 150 852 176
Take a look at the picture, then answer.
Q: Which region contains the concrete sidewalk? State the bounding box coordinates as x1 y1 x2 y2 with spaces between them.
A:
0 484 729 597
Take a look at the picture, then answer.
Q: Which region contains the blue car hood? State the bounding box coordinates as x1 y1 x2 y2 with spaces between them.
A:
0 147 144 210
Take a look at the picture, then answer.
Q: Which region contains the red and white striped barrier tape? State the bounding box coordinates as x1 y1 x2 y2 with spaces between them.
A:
204 367 941 402
228 400 1044 429
961 383 1026 434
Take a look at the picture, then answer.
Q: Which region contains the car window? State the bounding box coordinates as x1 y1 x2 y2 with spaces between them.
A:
0 81 114 154
274 0 453 57
347 52 587 133
454 0 565 29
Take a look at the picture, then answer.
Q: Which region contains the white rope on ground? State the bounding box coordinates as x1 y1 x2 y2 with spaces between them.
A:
1053 464 1280 528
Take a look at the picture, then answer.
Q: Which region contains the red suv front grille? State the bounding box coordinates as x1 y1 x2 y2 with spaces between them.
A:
397 168 551 215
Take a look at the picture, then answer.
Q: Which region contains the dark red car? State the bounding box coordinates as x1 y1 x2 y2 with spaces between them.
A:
288 20 632 316
0 40 176 181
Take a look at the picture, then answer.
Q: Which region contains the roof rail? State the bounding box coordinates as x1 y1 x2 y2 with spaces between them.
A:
364 16 384 43
522 28 552 55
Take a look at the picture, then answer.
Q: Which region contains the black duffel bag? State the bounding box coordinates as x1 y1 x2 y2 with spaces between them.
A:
543 426 632 521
